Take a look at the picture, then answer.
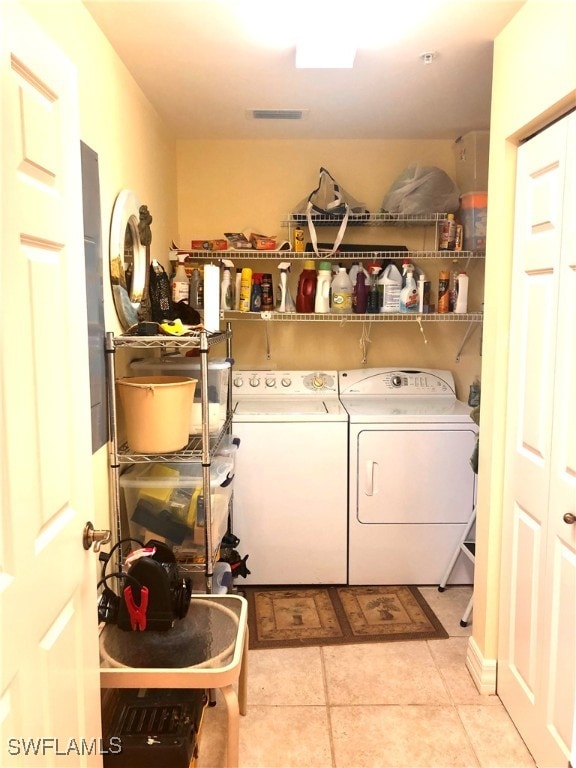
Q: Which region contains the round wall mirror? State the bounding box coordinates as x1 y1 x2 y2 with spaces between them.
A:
109 190 150 329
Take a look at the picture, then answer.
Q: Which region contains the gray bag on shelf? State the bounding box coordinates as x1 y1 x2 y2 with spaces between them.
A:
381 164 460 215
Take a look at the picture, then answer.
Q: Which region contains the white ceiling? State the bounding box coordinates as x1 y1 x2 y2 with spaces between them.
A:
83 0 524 141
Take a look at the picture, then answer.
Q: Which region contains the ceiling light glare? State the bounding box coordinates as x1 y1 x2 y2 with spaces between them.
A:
295 44 357 69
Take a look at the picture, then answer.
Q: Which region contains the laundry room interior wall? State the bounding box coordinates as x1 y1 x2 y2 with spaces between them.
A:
176 139 484 398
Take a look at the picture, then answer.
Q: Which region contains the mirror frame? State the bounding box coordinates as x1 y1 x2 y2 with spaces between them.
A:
109 189 147 330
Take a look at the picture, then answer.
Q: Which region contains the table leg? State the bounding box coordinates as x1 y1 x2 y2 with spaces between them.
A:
221 684 239 768
239 626 248 716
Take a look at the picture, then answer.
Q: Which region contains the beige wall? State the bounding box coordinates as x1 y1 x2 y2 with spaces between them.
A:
22 0 179 530
176 139 483 399
473 0 576 668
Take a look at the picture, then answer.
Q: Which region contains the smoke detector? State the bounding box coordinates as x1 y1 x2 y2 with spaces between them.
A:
420 51 438 65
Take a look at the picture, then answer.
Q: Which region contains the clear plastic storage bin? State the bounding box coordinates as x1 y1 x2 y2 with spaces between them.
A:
129 356 231 435
119 457 233 550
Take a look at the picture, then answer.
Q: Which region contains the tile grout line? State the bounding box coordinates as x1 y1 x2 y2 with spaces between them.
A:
320 646 338 768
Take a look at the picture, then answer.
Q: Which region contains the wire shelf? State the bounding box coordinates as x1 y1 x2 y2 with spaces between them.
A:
283 212 449 226
221 310 483 323
178 249 484 260
115 415 233 464
111 329 231 349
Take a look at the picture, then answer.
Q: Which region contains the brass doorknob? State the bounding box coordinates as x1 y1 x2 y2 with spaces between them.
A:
563 512 576 525
83 521 111 552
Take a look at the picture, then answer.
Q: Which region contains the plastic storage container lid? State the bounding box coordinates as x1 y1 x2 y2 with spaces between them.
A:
119 456 234 490
130 356 231 372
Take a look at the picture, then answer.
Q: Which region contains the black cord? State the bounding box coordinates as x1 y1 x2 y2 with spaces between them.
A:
99 537 144 590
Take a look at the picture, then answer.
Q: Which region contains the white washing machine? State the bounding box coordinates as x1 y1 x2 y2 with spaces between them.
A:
339 367 477 586
232 370 348 585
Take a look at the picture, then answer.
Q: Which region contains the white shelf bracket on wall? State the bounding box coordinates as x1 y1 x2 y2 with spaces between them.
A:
455 321 480 362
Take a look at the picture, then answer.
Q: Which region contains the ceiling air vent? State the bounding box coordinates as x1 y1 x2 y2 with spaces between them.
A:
248 109 308 120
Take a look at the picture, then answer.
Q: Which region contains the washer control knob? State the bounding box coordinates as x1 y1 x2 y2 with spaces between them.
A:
233 376 244 388
312 375 325 389
265 377 276 388
392 375 403 388
249 376 260 388
281 377 292 388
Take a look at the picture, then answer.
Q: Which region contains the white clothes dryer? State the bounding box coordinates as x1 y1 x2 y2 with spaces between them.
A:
232 370 348 585
339 368 477 585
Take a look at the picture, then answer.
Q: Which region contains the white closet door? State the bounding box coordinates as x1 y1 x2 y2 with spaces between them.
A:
498 112 576 768
0 5 102 763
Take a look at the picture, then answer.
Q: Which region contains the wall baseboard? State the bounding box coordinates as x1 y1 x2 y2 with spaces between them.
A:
466 636 497 695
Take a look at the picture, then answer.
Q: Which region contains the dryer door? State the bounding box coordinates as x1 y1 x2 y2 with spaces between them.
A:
356 426 477 524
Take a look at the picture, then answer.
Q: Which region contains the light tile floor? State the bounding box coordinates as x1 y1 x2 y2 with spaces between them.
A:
196 586 537 768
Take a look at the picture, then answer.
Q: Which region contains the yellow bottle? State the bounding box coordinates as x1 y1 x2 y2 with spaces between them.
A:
239 267 252 312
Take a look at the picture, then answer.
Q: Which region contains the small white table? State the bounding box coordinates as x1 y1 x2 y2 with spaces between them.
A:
100 594 248 768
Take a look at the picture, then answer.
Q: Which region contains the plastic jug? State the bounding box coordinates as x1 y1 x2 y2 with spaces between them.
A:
296 260 317 313
379 264 402 312
331 267 353 314
314 261 332 313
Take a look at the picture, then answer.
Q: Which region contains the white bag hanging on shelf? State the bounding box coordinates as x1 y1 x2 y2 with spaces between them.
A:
292 167 368 256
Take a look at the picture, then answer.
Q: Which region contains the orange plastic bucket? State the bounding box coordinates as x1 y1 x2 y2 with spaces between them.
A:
117 376 197 453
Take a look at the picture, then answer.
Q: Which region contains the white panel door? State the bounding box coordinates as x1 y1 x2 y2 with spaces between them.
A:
498 112 576 768
0 6 103 767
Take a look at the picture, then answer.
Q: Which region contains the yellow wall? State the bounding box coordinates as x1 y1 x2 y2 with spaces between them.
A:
22 0 179 531
176 139 484 399
473 0 576 668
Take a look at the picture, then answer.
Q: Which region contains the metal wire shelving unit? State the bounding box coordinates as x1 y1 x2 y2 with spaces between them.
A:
106 325 234 587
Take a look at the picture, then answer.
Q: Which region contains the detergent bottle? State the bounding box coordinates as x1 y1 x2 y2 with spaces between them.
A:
314 261 332 313
220 258 234 310
250 273 263 311
399 264 419 312
276 262 296 312
379 264 402 312
296 260 317 313
331 266 353 314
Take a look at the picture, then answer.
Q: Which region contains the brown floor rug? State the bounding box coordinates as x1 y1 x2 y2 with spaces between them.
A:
241 585 448 650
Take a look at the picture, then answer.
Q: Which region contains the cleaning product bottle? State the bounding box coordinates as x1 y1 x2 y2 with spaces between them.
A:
239 267 252 312
314 261 332 313
379 264 402 312
438 270 451 313
293 226 305 252
454 272 469 313
366 264 381 313
220 259 234 310
417 272 431 313
296 260 317 313
276 262 295 312
250 273 263 312
439 213 457 250
234 268 242 310
354 271 369 313
331 266 353 314
399 264 419 312
348 261 361 288
171 253 190 303
189 267 201 309
261 273 274 310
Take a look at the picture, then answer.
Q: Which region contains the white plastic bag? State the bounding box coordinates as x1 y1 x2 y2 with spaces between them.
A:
381 164 460 215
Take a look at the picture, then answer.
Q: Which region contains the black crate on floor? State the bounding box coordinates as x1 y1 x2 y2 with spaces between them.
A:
102 688 206 768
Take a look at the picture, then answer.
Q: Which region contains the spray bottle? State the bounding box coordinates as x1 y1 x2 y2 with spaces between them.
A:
399 263 419 312
276 262 296 312
220 259 235 310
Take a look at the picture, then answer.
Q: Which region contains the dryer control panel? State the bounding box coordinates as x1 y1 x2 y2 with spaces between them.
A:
339 368 456 397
